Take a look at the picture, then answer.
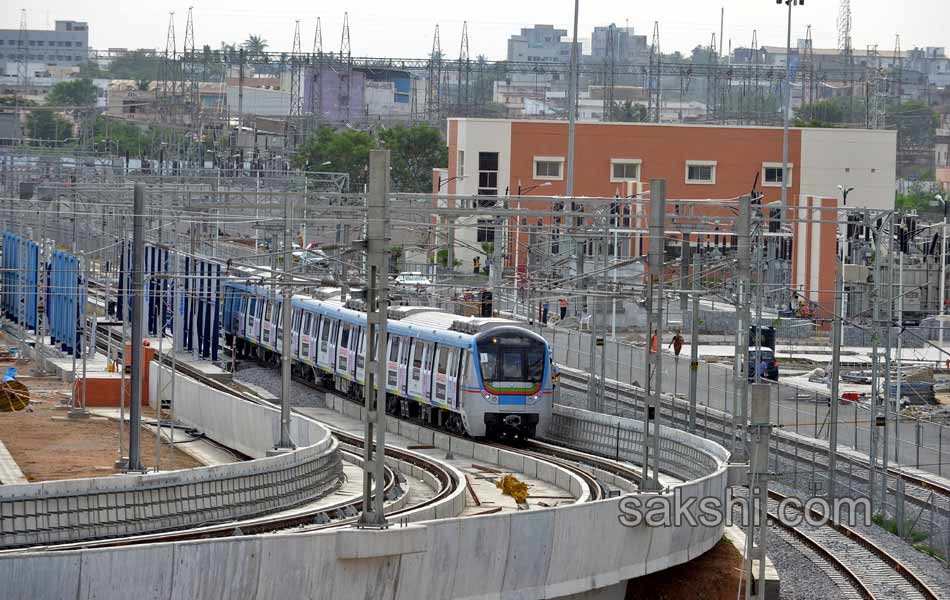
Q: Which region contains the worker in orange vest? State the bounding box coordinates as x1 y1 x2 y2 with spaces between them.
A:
650 330 658 353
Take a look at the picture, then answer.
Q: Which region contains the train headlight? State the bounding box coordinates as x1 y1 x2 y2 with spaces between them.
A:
483 393 498 404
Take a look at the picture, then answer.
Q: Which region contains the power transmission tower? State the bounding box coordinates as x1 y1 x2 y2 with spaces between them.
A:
601 24 616 122
183 7 199 161
339 12 352 123
802 26 815 115
15 9 28 144
457 21 470 115
837 0 854 121
159 12 177 123
894 34 903 102
426 25 442 121
648 22 661 122
310 18 323 130
289 20 303 147
707 33 717 122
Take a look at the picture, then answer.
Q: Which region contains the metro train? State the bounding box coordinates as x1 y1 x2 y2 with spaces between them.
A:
222 282 556 439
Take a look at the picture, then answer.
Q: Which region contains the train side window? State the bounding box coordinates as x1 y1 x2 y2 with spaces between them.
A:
248 297 256 316
389 336 400 362
320 318 331 350
340 324 350 348
412 343 424 370
301 313 310 335
263 300 272 322
401 338 411 365
437 347 449 375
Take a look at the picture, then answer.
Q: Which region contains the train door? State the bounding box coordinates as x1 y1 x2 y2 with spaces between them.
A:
299 313 312 363
386 335 400 394
318 316 336 372
274 300 283 351
422 342 436 402
260 299 272 348
246 296 257 341
337 323 352 378
306 314 319 363
236 295 247 339
399 338 411 396
355 327 366 384
291 307 302 360
434 346 449 406
407 340 426 400
446 347 460 409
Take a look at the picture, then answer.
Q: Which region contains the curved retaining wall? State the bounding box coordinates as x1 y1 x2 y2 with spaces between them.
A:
0 403 731 599
0 365 342 549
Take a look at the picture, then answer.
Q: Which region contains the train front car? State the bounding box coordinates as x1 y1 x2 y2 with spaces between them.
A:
465 326 553 440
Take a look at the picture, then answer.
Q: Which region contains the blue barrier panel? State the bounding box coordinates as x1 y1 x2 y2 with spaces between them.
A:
50 249 82 357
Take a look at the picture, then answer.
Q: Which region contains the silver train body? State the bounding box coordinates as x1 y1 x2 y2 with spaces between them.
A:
223 283 555 439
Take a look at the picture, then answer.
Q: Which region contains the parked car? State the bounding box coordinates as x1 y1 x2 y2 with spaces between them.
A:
393 272 432 290
296 249 330 270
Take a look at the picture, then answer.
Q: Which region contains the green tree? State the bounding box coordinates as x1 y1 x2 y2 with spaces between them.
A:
25 109 73 145
108 50 160 81
610 100 647 122
243 35 268 59
378 123 448 192
47 78 98 108
293 126 377 188
890 99 939 149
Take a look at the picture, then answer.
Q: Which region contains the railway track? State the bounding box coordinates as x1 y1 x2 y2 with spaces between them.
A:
558 370 950 519
763 489 943 600
38 323 610 551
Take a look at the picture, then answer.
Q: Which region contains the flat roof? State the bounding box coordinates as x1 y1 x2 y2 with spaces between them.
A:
448 117 883 133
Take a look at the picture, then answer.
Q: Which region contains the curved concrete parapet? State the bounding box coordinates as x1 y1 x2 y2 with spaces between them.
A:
0 403 731 599
0 366 342 549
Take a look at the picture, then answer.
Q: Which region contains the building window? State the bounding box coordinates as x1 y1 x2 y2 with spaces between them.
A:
457 150 465 179
533 156 564 180
762 162 793 187
685 160 716 185
64 41 72 47
476 219 495 243
478 151 499 208
610 159 642 182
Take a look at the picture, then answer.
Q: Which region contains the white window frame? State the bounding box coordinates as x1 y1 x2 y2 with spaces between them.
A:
457 150 465 179
685 160 717 185
761 162 794 187
609 159 642 183
533 156 565 181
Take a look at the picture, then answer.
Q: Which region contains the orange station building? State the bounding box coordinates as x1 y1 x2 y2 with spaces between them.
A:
438 118 896 317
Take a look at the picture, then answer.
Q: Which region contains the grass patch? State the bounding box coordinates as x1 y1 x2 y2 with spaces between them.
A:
873 513 948 563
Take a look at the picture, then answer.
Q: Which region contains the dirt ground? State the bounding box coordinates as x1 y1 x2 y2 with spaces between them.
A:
0 371 202 482
626 538 745 600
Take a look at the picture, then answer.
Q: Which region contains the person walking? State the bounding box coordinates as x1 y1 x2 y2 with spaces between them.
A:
669 330 684 356
650 330 658 353
559 296 569 320
542 300 550 324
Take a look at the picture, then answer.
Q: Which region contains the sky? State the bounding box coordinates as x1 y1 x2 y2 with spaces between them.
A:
2 1 947 59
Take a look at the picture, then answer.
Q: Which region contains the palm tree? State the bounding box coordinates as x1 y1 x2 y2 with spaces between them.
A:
243 35 268 59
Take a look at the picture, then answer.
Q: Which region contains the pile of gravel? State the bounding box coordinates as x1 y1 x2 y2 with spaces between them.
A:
233 365 325 408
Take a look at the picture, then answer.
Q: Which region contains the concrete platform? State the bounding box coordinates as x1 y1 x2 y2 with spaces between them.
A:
91 408 238 467
0 440 27 485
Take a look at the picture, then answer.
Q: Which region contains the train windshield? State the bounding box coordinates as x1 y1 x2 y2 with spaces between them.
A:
476 332 546 391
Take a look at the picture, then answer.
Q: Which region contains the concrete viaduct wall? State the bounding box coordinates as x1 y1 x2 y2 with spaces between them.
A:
0 365 342 549
0 405 731 599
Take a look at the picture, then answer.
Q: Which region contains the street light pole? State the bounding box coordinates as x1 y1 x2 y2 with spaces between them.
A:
938 195 947 345
779 1 803 211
